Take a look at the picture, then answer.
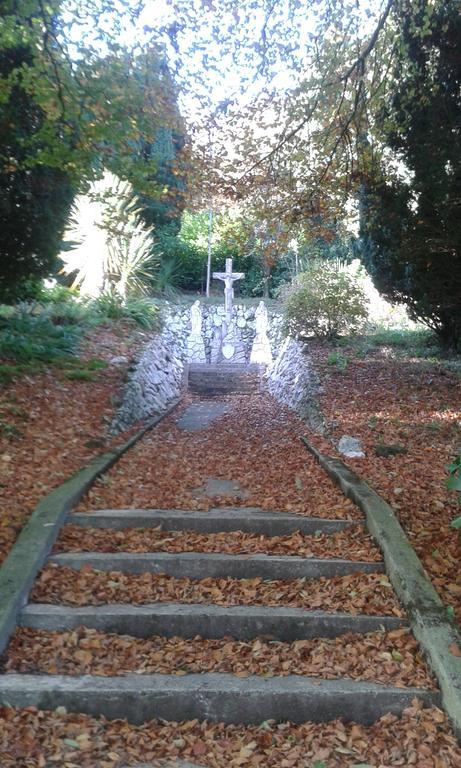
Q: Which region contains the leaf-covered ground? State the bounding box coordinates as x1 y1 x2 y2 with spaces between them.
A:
32 565 403 615
3 626 435 688
54 525 382 561
77 396 359 518
0 324 144 566
0 700 460 767
308 342 461 624
3 349 461 765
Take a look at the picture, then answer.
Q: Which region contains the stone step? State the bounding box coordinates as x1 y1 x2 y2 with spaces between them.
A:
20 603 407 640
187 364 263 396
49 552 384 580
68 508 360 535
0 672 438 725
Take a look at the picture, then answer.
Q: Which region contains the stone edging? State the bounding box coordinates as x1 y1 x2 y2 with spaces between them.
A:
0 399 181 655
302 437 461 739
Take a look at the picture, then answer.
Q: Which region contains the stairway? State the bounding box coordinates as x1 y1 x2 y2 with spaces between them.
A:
187 364 264 396
0 505 438 730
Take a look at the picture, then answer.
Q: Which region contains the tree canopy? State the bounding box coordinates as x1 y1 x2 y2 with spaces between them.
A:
1 0 460 345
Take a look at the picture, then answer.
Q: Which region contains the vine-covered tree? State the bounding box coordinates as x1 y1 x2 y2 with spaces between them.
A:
359 0 461 348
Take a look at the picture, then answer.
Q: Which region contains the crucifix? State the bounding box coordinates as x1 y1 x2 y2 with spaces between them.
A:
213 258 245 327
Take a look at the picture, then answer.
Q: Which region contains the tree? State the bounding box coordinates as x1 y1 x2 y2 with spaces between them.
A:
131 55 188 236
359 0 461 348
0 15 74 300
0 1 187 298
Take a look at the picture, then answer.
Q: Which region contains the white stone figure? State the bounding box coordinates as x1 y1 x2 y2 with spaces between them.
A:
190 300 202 334
186 300 206 363
250 300 273 365
213 258 245 328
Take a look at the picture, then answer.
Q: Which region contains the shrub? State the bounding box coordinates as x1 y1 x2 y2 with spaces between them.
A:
283 261 369 340
327 351 348 370
0 308 81 363
60 172 157 298
92 293 160 330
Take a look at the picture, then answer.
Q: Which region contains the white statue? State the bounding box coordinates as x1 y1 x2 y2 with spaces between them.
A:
255 301 268 333
190 300 202 335
250 300 272 365
187 300 206 363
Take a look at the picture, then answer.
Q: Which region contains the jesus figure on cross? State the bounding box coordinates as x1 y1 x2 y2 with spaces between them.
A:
212 258 245 327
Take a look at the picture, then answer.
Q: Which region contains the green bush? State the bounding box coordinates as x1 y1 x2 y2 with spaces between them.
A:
92 293 160 330
283 261 369 340
327 351 348 370
0 308 81 363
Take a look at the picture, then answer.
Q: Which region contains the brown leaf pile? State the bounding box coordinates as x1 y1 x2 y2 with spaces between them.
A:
308 342 461 624
31 565 404 615
0 700 459 767
0 324 144 565
78 395 360 518
55 525 382 561
4 626 434 689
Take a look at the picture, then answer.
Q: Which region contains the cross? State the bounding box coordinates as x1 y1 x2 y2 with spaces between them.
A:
213 258 245 327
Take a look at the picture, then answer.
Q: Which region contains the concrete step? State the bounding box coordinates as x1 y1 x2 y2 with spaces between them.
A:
49 551 384 580
20 603 407 640
188 364 263 396
68 508 361 535
0 672 438 725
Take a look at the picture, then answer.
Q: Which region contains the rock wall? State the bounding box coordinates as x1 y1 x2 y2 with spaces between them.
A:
167 302 284 363
110 325 185 433
267 338 326 432
110 302 283 432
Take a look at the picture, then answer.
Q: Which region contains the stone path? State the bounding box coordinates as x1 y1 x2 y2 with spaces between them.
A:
0 394 449 764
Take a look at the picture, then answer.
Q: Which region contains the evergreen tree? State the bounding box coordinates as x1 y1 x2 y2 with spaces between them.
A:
0 23 74 300
359 0 461 348
131 56 187 237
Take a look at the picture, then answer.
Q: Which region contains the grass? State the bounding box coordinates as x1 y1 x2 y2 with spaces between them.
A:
0 419 23 439
0 311 82 364
0 286 161 387
327 351 348 370
332 326 447 360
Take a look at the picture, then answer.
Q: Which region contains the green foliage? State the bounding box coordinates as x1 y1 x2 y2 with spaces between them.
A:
60 172 158 299
0 5 187 299
0 34 74 300
0 419 23 439
365 328 433 349
282 260 369 340
446 455 461 536
327 351 348 370
136 126 187 235
92 293 160 330
359 0 461 350
446 457 461 495
0 307 81 363
157 211 285 297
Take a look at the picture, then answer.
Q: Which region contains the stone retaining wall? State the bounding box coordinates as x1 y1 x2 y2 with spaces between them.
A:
111 302 323 433
267 338 326 432
167 303 284 362
111 303 283 432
